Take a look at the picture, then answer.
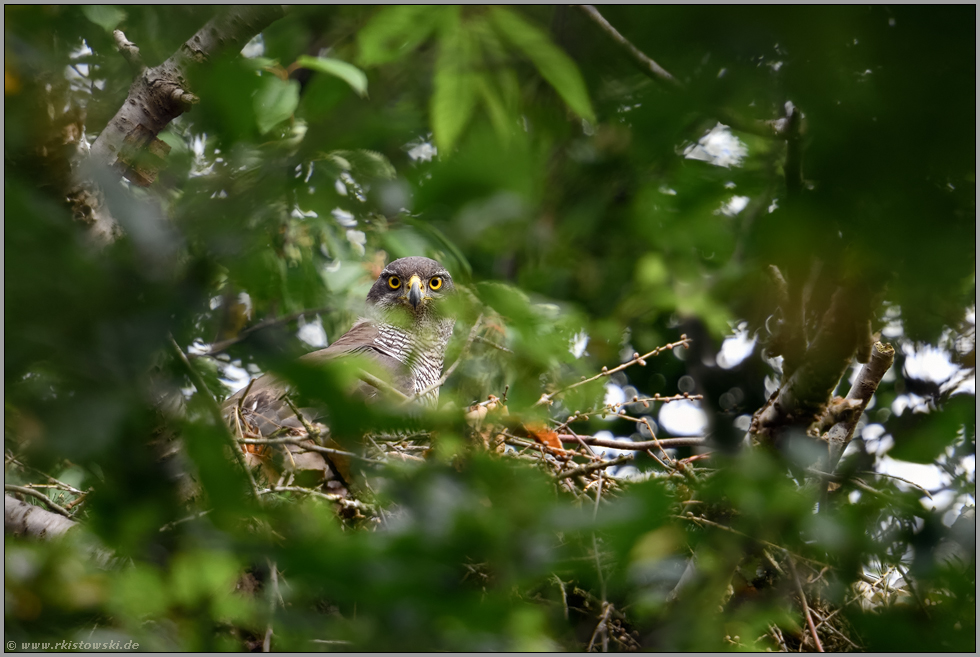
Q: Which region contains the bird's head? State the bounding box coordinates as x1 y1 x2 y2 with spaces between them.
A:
366 256 455 327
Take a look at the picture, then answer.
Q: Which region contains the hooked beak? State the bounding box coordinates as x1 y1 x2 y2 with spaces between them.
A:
406 274 425 309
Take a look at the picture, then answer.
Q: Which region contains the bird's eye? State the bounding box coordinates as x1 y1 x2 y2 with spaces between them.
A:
387 276 401 289
429 277 442 291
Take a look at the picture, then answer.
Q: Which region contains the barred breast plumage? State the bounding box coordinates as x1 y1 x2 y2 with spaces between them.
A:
224 256 457 438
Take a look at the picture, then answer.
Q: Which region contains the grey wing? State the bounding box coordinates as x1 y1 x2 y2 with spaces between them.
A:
223 319 407 431
300 320 411 396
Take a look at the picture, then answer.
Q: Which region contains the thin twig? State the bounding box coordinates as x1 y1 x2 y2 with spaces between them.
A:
552 575 569 621
895 563 931 620
575 5 804 143
282 395 320 439
262 623 273 651
592 533 608 607
159 510 212 532
263 557 281 652
858 470 933 499
676 514 833 571
501 431 575 459
576 5 679 87
236 377 257 419
763 549 786 576
536 336 690 406
807 608 861 650
782 101 804 197
642 416 676 466
63 491 90 512
644 449 673 473
258 486 377 512
602 393 704 415
788 556 824 652
593 471 604 520
238 435 383 465
473 334 514 354
768 624 789 652
808 468 887 499
4 484 73 518
21 482 85 495
558 434 705 451
4 454 86 495
358 369 409 402
586 600 613 652
169 334 262 502
191 306 337 358
551 453 633 482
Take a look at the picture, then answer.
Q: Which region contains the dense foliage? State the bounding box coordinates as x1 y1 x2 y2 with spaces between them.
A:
5 5 975 652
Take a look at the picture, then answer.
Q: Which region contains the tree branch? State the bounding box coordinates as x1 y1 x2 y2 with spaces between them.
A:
577 4 806 146
536 337 690 407
4 485 73 518
238 435 383 465
170 334 262 502
82 6 285 240
576 5 679 87
751 285 872 444
191 306 337 359
788 557 824 652
824 341 895 470
5 494 77 539
112 29 144 72
781 101 805 197
558 434 705 451
551 452 633 482
258 486 377 513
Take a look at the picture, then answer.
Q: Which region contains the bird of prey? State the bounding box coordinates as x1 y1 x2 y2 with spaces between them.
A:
223 256 456 483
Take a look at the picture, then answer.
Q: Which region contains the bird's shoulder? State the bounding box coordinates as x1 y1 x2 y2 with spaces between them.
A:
300 319 380 362
223 319 407 413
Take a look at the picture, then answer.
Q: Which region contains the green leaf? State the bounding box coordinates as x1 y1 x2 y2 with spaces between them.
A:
241 56 278 70
470 21 518 142
431 14 478 154
315 149 396 180
357 5 444 67
81 5 126 32
110 564 168 620
253 75 300 135
475 75 512 143
489 7 595 123
888 394 975 464
155 130 188 156
295 55 368 98
348 150 396 180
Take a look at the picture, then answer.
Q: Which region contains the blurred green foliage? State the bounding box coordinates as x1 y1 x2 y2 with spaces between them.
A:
4 4 975 651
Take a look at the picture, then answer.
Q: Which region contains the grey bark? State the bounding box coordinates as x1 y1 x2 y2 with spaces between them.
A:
80 5 286 243
4 494 77 539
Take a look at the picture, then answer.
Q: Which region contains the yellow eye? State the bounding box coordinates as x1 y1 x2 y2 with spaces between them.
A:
429 277 442 291
388 276 401 289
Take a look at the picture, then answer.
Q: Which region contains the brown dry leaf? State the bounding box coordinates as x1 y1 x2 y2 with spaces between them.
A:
242 442 268 456
524 421 563 452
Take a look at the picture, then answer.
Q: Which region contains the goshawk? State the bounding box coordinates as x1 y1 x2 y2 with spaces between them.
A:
224 256 456 440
